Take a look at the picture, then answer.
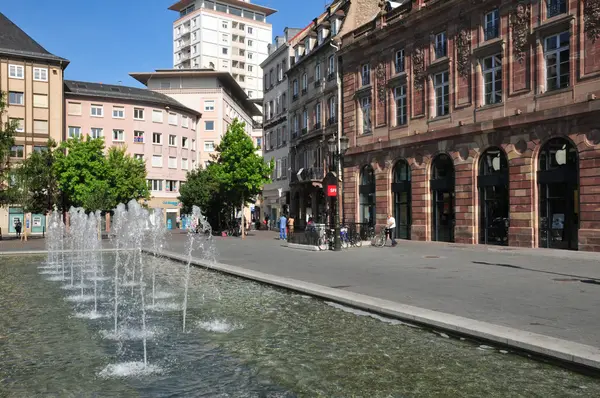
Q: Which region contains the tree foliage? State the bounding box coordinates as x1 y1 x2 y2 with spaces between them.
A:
0 91 17 205
54 137 149 212
179 119 272 230
9 140 59 214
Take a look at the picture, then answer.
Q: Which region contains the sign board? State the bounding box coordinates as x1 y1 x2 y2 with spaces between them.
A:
327 185 337 197
33 216 42 227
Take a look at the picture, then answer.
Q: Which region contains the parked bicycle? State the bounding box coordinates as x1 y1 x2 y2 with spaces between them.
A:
371 227 388 248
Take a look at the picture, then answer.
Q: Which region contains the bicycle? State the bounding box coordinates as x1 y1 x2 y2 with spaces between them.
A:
318 228 333 251
371 227 388 248
340 225 351 249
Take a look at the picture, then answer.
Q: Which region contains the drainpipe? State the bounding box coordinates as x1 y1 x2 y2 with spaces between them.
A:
330 40 343 222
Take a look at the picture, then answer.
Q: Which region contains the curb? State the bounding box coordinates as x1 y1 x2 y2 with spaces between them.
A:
152 248 600 372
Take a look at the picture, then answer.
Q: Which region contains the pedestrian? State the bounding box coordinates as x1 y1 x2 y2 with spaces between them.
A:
176 215 181 229
279 214 287 240
14 219 22 239
264 214 270 231
386 213 397 247
287 215 295 238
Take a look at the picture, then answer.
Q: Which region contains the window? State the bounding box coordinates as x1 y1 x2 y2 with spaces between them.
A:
361 64 370 86
204 141 215 151
112 107 124 119
248 27 253 34
9 92 24 105
68 126 81 139
302 109 308 130
282 125 287 144
168 113 178 125
192 139 196 150
361 96 372 134
294 47 300 62
33 146 47 153
152 132 162 144
148 179 163 191
434 71 450 116
11 118 24 132
10 145 24 158
482 54 503 105
160 81 171 89
331 19 339 36
435 32 447 59
305 38 311 54
168 134 176 146
276 159 282 179
282 157 288 179
394 85 407 126
204 100 215 111
248 52 253 60
328 55 335 77
315 102 321 128
270 70 274 87
278 64 283 81
544 31 570 91
33 67 48 82
152 110 163 123
328 96 337 124
152 155 163 167
182 158 189 170
205 120 215 131
257 137 262 149
33 120 48 134
134 130 144 143
8 64 24 79
91 104 103 117
547 0 567 18
134 154 144 161
318 29 323 45
248 65 253 72
395 49 405 74
276 128 281 147
112 129 125 142
134 108 145 120
484 9 500 41
222 21 228 29
91 128 104 139
67 102 82 115
302 73 307 92
33 94 48 108
248 39 253 47
293 79 299 96
222 47 228 55
166 180 178 192
315 63 321 82
222 34 228 43
293 115 299 136
168 156 177 169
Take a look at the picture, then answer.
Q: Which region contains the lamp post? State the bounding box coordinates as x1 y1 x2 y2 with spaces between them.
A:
328 135 349 251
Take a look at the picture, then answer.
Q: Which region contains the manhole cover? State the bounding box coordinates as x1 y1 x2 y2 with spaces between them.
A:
424 255 440 259
552 278 580 282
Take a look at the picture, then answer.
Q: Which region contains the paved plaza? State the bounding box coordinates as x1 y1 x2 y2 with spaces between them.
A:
3 231 599 349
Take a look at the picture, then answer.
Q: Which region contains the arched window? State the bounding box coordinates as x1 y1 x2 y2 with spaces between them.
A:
359 165 375 226
478 148 509 245
430 154 455 242
538 137 579 250
392 160 411 239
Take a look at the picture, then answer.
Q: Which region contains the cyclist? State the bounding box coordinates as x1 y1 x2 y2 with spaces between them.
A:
386 214 397 247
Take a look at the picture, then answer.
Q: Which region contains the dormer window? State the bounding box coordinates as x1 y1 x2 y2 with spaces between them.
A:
331 18 339 36
318 29 323 45
305 38 311 54
295 47 300 62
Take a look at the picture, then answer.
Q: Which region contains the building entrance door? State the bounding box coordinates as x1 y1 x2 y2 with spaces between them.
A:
430 154 455 242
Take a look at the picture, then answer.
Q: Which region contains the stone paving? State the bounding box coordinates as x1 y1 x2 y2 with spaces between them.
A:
3 230 599 349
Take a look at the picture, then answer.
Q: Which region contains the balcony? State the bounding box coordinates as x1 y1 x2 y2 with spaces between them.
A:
179 52 191 61
301 127 307 135
327 116 337 126
292 94 299 102
314 80 322 89
180 39 191 49
301 88 307 95
484 25 499 41
290 167 325 184
180 26 191 37
292 130 298 139
314 122 322 130
327 73 335 81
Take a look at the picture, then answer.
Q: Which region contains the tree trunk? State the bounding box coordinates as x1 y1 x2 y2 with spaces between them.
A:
241 197 246 240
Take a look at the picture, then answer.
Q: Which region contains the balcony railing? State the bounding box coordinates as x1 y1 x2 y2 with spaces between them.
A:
314 80 321 88
291 130 298 139
484 25 499 41
292 94 298 101
301 88 307 95
301 127 307 135
290 167 325 184
314 122 322 130
327 73 335 81
547 0 566 18
327 116 337 126
133 136 144 143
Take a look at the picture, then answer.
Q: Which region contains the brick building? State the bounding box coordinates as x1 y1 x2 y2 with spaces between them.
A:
339 0 600 251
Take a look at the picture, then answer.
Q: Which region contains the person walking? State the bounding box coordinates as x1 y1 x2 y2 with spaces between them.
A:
14 219 22 239
279 214 287 240
264 214 270 231
386 214 397 247
287 215 295 238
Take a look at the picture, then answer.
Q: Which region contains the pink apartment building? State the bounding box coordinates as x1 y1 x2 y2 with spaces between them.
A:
64 80 201 226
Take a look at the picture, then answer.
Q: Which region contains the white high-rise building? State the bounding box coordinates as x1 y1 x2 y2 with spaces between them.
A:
169 0 276 100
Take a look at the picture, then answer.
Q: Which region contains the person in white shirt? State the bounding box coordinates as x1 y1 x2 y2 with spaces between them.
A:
386 214 397 247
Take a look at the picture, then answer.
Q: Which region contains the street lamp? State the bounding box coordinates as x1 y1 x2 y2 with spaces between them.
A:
328 135 349 251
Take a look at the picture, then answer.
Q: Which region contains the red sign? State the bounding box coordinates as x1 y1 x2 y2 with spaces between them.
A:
327 185 337 197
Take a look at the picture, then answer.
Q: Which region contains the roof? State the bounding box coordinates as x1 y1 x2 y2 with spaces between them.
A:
129 69 261 117
64 80 201 117
168 0 277 17
0 12 69 67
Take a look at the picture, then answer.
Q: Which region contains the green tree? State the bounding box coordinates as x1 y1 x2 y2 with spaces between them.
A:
105 146 149 208
213 119 273 207
9 140 59 214
178 164 223 227
0 91 17 205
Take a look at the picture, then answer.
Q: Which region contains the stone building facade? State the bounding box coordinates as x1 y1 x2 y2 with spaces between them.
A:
287 0 381 227
339 0 600 251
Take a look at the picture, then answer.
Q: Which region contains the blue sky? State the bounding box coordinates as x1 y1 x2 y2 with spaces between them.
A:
2 0 328 87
